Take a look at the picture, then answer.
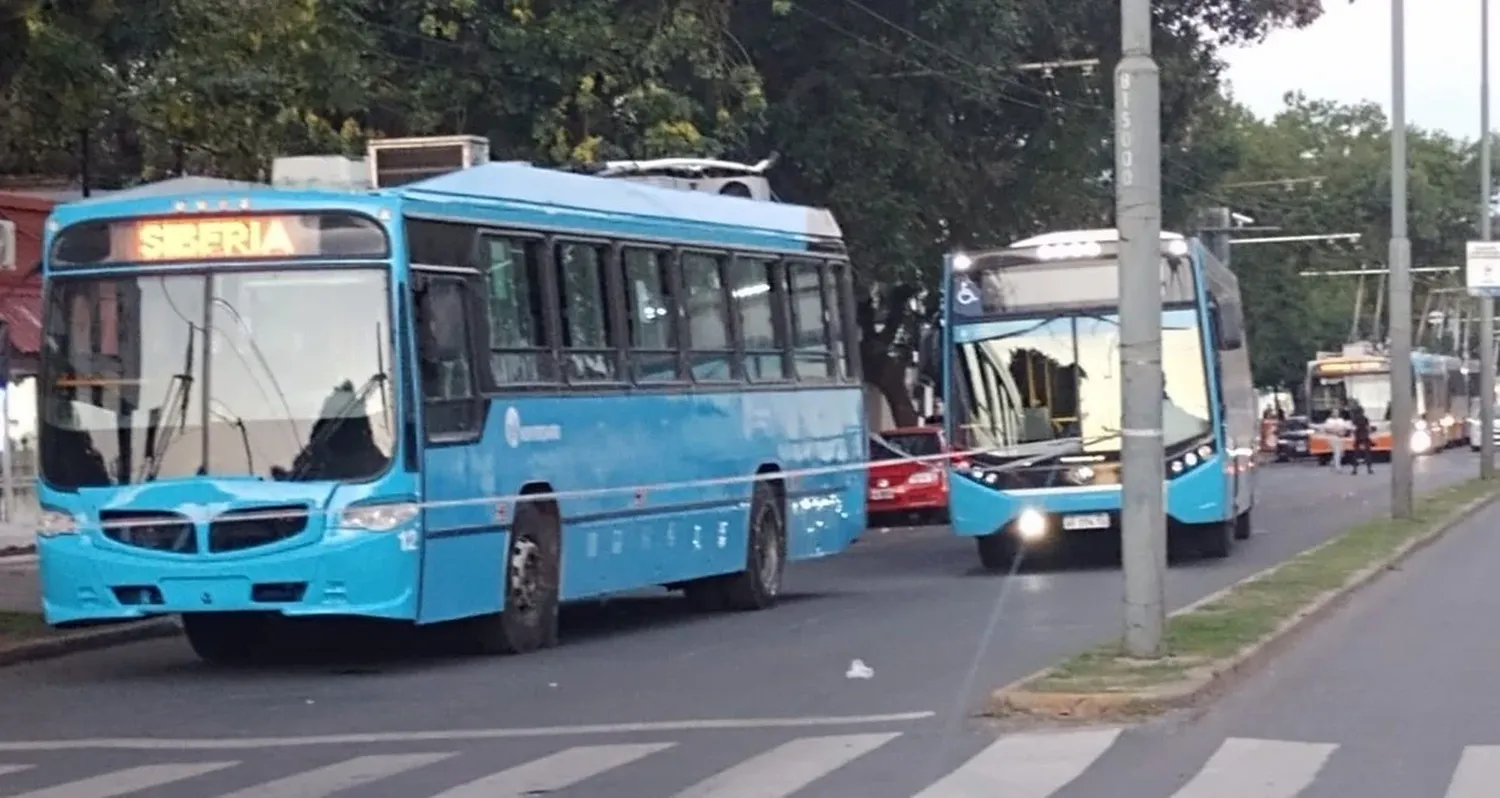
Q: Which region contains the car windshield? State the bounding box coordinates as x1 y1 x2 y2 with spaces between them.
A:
39 268 395 488
881 432 942 457
951 307 1212 457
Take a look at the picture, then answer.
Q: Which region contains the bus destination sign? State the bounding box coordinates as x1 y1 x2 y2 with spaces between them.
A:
128 217 301 261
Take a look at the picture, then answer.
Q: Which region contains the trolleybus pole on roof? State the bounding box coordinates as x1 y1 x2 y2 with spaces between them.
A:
1116 0 1166 657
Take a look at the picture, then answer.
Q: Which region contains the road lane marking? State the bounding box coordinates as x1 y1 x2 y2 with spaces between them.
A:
1443 745 1500 797
429 743 674 797
0 765 32 776
4 762 236 798
1169 737 1336 798
671 732 900 797
0 711 934 752
213 753 454 798
912 728 1121 798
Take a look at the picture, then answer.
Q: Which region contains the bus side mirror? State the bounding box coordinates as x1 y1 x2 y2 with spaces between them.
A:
1213 303 1245 351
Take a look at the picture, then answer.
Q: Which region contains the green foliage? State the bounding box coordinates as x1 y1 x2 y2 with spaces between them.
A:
2 0 1355 416
1217 92 1484 390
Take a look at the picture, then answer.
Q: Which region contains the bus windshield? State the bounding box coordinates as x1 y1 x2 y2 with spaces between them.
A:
952 307 1211 457
39 268 395 488
1308 372 1403 422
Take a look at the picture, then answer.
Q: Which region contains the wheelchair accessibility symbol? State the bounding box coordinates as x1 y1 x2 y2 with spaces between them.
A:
955 280 978 306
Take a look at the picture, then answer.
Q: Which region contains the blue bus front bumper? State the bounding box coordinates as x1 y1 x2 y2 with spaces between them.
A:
949 456 1230 538
36 532 420 626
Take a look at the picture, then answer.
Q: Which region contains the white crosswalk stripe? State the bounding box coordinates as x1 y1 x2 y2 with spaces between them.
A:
1169 738 1337 798
3 762 238 798
428 743 675 797
212 753 455 798
6 732 1500 797
1443 745 1500 797
912 728 1122 798
671 732 901 797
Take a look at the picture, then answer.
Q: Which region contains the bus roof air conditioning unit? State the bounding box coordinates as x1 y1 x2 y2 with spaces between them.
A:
270 155 370 191
367 135 491 188
593 155 778 201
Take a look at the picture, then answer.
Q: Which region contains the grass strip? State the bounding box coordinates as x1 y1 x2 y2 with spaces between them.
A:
1020 477 1499 695
0 611 55 643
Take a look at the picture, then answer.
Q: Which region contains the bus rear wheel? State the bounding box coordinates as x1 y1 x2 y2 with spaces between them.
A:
469 502 561 655
685 481 786 612
182 612 269 666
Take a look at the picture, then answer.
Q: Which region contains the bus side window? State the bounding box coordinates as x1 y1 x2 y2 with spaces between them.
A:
414 273 482 439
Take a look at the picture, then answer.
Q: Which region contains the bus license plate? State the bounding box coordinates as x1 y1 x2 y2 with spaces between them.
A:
1062 513 1110 531
871 489 895 500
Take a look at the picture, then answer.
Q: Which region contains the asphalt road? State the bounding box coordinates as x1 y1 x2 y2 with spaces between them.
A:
1035 476 1500 798
0 452 1481 797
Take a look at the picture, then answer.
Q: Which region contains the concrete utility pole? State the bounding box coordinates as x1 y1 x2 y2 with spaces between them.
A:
1116 0 1166 658
1200 207 1233 266
1389 0 1415 518
1481 0 1495 480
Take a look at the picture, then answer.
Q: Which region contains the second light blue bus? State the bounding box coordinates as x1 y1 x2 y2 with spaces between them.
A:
33 155 866 663
939 229 1258 570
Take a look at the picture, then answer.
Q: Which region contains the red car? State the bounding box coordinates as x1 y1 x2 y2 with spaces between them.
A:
867 426 956 526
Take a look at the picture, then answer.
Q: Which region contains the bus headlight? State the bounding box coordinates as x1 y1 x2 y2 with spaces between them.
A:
1411 428 1432 454
340 502 419 531
1015 508 1047 541
36 509 79 538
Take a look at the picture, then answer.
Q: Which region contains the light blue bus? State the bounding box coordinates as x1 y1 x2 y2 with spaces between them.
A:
939 229 1257 570
33 161 866 663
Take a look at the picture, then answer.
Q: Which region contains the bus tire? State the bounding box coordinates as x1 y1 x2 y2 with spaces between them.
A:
719 481 787 611
1233 509 1252 540
1201 520 1234 559
471 502 561 655
182 613 267 666
976 533 1016 572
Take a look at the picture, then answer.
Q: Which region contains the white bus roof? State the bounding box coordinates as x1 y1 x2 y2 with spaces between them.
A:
1009 228 1186 247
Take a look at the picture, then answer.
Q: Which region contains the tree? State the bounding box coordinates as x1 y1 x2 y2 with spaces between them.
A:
727 0 1325 427
1214 92 1482 391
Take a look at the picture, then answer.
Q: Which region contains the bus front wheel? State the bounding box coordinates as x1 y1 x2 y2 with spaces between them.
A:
182 612 269 666
469 502 561 655
976 533 1016 572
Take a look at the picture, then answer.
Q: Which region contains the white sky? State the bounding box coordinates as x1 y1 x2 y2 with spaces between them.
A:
1220 0 1491 139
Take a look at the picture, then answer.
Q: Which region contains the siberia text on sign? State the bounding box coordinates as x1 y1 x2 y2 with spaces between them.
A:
130 217 300 261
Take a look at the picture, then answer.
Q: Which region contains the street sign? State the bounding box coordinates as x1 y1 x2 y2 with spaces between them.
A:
1467 241 1500 295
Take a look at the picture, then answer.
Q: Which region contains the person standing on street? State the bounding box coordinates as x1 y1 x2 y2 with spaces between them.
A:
1321 407 1351 469
1349 402 1375 475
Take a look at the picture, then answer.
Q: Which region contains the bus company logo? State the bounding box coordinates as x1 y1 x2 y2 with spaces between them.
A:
503 406 562 448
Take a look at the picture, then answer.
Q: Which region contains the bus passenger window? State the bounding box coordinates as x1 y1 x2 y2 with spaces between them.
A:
786 261 832 380
555 241 617 381
622 248 680 381
484 236 554 384
681 252 735 380
729 257 787 380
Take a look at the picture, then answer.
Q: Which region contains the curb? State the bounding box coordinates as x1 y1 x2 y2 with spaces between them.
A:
988 486 1500 721
0 618 181 667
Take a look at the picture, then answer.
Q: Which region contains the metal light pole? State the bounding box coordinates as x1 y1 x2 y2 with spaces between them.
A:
1390 0 1415 518
1117 0 1166 658
1481 0 1495 480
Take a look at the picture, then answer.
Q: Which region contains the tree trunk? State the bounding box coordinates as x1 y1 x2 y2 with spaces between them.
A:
862 339 920 429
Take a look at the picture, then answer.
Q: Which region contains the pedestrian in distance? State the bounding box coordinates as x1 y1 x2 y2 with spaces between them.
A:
1320 407 1351 468
1348 402 1375 475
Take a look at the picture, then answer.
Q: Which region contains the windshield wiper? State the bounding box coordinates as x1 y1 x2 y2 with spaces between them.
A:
207 400 254 476
278 373 389 481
